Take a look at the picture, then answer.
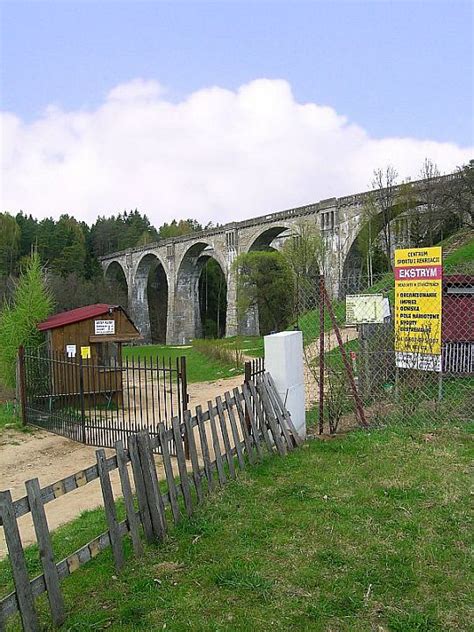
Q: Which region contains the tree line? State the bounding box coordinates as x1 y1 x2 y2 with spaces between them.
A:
0 211 210 310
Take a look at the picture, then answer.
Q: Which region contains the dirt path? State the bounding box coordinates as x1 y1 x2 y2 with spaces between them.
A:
0 374 244 558
0 331 358 558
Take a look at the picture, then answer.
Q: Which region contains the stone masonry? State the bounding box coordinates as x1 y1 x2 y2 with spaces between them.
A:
100 174 458 344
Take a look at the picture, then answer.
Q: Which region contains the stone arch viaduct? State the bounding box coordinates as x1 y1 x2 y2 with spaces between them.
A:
100 173 457 344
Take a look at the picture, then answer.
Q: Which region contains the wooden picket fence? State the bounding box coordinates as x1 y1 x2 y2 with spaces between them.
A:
0 374 302 631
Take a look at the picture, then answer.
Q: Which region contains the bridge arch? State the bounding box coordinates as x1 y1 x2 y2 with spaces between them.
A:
246 223 294 252
104 260 129 308
175 242 228 341
339 196 424 294
132 252 170 343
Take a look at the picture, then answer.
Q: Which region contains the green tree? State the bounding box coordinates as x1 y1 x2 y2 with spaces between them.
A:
0 213 21 276
372 165 398 270
281 219 325 316
198 258 227 338
234 250 294 335
158 219 202 239
16 212 39 260
49 215 87 276
0 252 53 388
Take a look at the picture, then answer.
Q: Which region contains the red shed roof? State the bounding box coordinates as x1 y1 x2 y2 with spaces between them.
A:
38 304 115 331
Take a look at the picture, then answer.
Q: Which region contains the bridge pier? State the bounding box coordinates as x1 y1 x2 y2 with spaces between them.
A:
129 268 152 344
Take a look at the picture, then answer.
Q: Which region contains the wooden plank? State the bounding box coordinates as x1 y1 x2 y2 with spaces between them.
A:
25 478 66 627
215 396 236 479
0 490 40 631
232 387 256 465
144 432 168 530
207 401 226 486
184 410 203 503
224 391 245 470
241 384 264 461
247 380 273 453
115 440 143 556
128 434 154 544
136 432 166 540
158 423 181 525
256 380 287 456
260 379 293 451
96 449 124 571
265 374 303 447
196 405 214 493
171 417 193 517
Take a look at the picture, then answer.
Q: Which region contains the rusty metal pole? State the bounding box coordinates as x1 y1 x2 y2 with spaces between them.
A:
180 356 190 459
18 346 28 426
321 283 368 428
318 275 325 434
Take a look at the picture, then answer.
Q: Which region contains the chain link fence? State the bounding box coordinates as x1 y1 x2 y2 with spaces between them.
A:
296 258 474 434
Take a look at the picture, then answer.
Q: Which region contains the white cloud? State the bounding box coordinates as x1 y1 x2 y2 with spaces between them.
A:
1 78 472 225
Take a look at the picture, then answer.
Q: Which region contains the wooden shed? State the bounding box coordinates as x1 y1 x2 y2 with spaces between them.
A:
442 275 473 373
37 304 141 404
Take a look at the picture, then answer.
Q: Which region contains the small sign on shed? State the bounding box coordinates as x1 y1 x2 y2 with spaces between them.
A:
346 294 386 325
94 320 115 335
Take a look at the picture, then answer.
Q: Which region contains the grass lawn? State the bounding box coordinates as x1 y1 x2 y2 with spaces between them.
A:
2 416 472 631
444 234 474 268
123 343 244 383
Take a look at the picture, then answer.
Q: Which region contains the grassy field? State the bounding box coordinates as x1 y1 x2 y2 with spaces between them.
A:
1 415 472 631
123 343 244 383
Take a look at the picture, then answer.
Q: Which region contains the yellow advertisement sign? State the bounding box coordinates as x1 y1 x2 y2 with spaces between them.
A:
80 346 91 359
394 247 442 371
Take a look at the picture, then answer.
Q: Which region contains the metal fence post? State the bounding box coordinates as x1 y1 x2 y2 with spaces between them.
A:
18 346 28 427
78 356 86 444
179 356 190 459
319 275 325 434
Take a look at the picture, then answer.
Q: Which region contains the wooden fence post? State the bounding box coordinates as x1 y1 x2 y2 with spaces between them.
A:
196 406 214 493
158 423 181 525
224 391 245 470
183 410 203 502
136 432 167 540
171 417 193 517
207 401 226 486
96 450 124 571
215 396 236 479
115 441 143 557
0 490 40 631
25 478 66 627
128 435 154 544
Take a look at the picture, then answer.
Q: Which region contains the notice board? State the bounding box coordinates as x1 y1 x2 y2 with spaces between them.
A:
394 247 442 371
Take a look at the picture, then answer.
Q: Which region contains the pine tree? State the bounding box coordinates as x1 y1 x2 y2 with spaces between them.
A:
0 252 53 388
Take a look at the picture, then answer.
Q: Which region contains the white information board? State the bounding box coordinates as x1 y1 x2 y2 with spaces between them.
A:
66 344 76 357
94 320 115 335
346 294 386 325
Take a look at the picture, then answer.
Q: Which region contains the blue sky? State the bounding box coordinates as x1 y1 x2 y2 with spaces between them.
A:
0 1 472 222
2 1 472 144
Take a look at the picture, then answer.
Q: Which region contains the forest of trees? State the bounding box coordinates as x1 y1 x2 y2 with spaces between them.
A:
0 211 209 311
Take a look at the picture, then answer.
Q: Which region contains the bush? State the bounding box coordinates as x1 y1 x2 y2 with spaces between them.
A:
234 250 295 335
193 339 243 369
